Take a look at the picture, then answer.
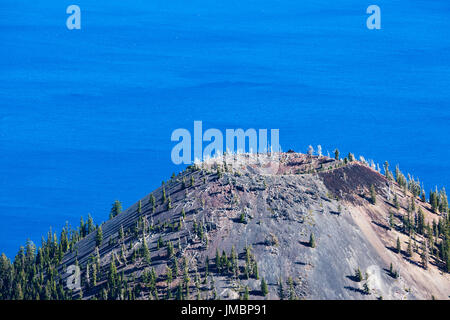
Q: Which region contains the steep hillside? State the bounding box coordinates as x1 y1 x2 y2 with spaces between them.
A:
57 152 450 300
1 152 449 300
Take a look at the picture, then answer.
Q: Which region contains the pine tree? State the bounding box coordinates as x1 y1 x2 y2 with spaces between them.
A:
150 193 155 206
176 282 183 300
231 246 238 277
243 286 249 300
215 249 221 273
220 250 229 274
410 197 416 212
288 277 296 300
79 217 85 238
421 241 429 270
334 149 340 160
92 263 97 286
261 278 268 296
384 161 390 179
277 277 284 300
253 262 259 280
96 226 103 247
119 225 124 243
173 258 179 276
370 185 377 205
430 189 439 213
389 263 399 279
107 256 118 299
389 211 395 230
407 239 413 257
355 268 363 282
309 233 316 248
87 214 94 234
142 237 151 264
394 194 400 210
348 152 355 162
110 200 122 218
439 188 448 214
396 237 401 254
417 208 425 235
167 241 174 257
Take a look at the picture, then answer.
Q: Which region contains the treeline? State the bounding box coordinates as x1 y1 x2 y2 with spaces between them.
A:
0 212 101 300
393 166 450 272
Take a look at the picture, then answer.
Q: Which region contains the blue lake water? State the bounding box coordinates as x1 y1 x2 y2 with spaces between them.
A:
1 0 450 257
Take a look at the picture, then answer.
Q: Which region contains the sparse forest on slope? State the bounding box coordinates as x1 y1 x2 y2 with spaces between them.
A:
1 151 449 300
